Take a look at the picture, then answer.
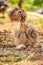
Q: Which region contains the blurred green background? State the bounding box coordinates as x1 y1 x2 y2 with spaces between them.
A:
8 0 43 11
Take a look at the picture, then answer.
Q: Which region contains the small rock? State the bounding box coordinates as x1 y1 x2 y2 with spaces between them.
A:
16 44 26 50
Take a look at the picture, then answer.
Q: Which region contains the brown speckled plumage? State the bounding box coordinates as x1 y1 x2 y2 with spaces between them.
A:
15 23 37 46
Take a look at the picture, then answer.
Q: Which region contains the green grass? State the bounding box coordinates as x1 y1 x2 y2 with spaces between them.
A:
8 0 43 11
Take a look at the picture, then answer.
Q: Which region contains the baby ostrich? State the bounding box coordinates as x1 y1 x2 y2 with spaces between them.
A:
8 0 37 47
8 0 27 23
0 0 8 18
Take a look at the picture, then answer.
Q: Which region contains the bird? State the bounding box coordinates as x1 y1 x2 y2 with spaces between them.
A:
8 0 27 23
0 0 8 18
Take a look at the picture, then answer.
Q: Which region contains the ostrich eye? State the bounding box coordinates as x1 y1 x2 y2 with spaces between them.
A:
18 11 22 14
